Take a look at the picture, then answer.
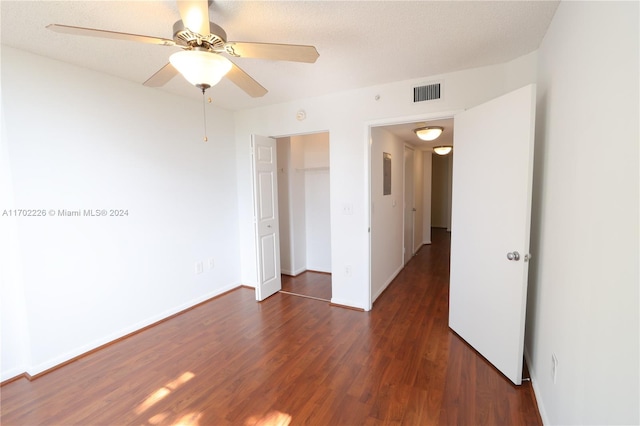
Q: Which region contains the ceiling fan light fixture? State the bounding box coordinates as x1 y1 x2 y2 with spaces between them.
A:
414 126 444 141
169 49 232 90
433 146 452 155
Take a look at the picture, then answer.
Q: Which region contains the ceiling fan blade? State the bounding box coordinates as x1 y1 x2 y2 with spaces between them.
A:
224 42 319 63
177 0 210 36
226 62 268 98
47 24 176 46
143 63 179 87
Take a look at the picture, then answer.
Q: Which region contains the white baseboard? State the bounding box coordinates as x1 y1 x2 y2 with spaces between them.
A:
25 282 242 377
524 348 549 425
1 365 27 383
306 266 331 274
330 297 368 311
371 264 403 304
282 266 307 276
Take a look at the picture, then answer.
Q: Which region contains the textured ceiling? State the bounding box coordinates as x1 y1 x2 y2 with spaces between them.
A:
1 1 559 112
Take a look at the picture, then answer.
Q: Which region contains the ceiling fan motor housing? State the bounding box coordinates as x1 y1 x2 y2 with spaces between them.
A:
172 20 227 51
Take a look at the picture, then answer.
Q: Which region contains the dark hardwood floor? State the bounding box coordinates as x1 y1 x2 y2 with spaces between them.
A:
281 271 332 301
1 228 541 425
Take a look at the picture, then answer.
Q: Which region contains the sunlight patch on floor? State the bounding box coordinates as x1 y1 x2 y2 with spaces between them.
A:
135 371 196 415
244 410 292 426
147 411 202 426
148 412 169 424
171 411 203 426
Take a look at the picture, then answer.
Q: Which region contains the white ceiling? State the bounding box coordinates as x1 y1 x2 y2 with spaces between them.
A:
1 1 559 114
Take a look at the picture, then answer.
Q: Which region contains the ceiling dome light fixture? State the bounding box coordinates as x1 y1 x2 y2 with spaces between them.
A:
169 48 233 143
433 146 452 156
414 126 444 141
169 48 232 91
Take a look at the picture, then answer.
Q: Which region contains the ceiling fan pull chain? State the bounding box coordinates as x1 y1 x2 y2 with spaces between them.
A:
201 88 208 142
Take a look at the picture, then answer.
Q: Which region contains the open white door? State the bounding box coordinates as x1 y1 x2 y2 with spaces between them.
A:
403 146 415 265
252 135 281 301
449 84 536 385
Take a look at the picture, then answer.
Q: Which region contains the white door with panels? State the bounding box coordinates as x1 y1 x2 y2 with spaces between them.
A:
252 135 282 301
449 84 536 385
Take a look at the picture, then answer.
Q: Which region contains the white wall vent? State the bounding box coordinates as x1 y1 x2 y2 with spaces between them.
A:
413 82 441 102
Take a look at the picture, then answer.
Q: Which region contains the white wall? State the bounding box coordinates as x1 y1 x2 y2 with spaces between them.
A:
370 127 405 301
0 99 31 380
1 47 242 380
299 133 331 272
526 2 639 424
276 137 293 274
235 52 538 309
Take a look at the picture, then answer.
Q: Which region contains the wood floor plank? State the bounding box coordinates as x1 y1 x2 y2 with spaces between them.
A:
1 228 542 426
281 271 332 300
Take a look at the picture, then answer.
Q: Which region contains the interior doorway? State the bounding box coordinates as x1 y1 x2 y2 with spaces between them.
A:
369 118 453 305
276 132 332 301
367 83 536 385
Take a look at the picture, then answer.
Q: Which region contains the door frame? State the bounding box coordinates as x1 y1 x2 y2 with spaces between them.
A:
403 144 415 265
365 111 459 310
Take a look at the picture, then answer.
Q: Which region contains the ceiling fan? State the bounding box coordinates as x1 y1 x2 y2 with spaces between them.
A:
46 0 319 97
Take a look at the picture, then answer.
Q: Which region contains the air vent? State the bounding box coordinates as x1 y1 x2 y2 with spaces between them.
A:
413 83 441 102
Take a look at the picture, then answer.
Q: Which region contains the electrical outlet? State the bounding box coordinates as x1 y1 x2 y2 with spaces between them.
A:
195 261 204 275
208 258 215 270
342 203 353 215
345 265 352 276
551 353 558 384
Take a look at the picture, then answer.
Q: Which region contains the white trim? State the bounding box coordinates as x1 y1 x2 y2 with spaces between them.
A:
281 266 308 276
403 144 416 264
365 124 373 310
25 282 241 377
525 348 548 425
330 297 368 311
1 366 27 383
371 264 404 304
365 110 460 128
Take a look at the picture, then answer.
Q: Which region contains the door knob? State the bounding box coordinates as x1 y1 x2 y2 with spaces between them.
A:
507 251 520 261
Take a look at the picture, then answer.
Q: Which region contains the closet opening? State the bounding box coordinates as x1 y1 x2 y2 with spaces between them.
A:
276 132 332 301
